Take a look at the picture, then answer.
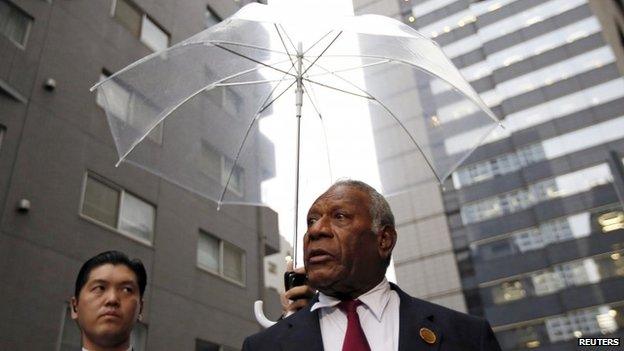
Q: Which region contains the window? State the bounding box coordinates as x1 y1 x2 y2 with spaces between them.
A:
112 0 169 52
196 339 238 351
484 250 624 305
268 262 277 274
59 305 147 351
545 305 619 342
58 306 81 351
497 303 624 349
491 280 527 304
198 141 244 196
207 86 244 117
96 71 163 144
472 204 619 262
197 230 245 285
497 323 548 351
460 163 613 225
81 173 155 244
223 157 244 196
204 5 221 29
0 0 33 48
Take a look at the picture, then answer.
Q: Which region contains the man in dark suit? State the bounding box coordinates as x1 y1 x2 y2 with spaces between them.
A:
243 180 501 351
71 250 146 351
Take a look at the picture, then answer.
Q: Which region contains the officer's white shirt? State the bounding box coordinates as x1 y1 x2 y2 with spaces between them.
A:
310 278 400 351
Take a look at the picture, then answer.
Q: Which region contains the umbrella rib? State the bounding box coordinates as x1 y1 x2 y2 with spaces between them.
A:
303 30 334 56
217 70 297 207
274 24 298 70
213 43 297 79
216 77 295 87
305 53 500 124
91 41 286 92
115 61 294 165
276 24 299 59
305 59 391 78
302 77 372 100
209 40 289 55
301 31 343 77
258 79 297 114
303 59 443 183
301 83 323 120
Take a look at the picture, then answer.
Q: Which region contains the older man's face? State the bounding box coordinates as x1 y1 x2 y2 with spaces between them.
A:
304 185 390 296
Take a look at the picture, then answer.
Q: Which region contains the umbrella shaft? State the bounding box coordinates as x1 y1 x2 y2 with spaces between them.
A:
293 43 304 266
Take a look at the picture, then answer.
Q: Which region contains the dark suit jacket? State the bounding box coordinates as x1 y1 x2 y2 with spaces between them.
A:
242 283 501 351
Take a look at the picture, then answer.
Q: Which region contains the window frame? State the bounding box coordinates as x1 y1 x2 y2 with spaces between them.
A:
79 172 155 246
197 230 246 287
0 0 33 49
110 0 170 52
96 70 163 144
198 141 244 197
221 156 244 197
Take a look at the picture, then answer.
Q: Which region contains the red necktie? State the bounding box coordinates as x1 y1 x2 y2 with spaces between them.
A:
338 300 371 351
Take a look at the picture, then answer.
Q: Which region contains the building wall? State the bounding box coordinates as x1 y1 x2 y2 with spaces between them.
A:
0 0 278 350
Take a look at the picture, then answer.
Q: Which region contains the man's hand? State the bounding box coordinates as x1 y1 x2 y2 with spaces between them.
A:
281 266 314 316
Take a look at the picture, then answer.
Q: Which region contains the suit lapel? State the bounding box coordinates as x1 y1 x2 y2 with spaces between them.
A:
279 296 324 351
393 284 443 351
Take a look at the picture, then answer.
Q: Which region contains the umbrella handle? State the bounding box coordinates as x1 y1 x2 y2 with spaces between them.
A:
254 300 277 328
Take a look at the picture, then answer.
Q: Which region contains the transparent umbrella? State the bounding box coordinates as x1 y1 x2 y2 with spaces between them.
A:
91 2 501 325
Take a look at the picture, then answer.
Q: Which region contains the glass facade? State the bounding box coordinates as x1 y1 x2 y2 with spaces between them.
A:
454 115 624 188
468 203 624 262
484 250 624 305
405 0 624 349
461 163 613 225
496 303 624 350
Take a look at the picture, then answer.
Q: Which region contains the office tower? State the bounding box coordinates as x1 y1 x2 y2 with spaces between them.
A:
387 0 624 349
353 0 469 313
0 1 279 350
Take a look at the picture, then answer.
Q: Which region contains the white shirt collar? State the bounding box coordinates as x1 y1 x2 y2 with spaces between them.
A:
82 347 132 351
311 278 392 322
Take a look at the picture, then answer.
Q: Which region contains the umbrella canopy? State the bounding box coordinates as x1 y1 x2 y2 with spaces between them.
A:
91 3 501 254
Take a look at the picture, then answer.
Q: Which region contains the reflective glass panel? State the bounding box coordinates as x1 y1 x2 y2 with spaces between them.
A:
119 192 155 242
140 15 169 52
114 0 141 37
222 241 244 283
82 176 120 228
197 231 220 273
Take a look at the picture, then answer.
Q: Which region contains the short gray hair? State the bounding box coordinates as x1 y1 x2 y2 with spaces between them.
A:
330 179 395 231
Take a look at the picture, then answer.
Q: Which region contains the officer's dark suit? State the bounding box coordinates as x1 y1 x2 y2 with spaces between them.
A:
243 283 501 351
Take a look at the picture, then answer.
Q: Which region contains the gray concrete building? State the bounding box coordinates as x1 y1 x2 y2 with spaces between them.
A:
0 0 280 350
386 0 624 349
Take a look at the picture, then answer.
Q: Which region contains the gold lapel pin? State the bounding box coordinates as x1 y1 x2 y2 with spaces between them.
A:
419 327 437 344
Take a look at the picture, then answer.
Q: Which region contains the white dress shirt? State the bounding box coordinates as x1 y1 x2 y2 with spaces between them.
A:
310 278 400 351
